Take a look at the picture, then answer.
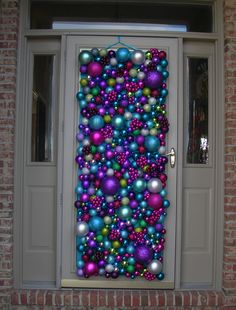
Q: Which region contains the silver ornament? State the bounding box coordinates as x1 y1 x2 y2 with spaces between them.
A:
147 260 162 274
131 50 145 65
105 264 114 273
76 221 89 237
107 168 114 176
147 178 163 193
159 146 166 155
137 71 146 80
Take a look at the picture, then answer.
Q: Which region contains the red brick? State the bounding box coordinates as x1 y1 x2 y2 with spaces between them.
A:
98 290 106 306
89 290 98 307
131 290 140 307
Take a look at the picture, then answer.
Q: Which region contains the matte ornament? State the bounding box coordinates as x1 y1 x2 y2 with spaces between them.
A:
147 193 163 209
144 135 160 152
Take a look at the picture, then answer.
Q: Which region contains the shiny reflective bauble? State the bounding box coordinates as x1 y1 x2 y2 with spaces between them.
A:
133 178 146 193
83 262 98 276
112 115 125 130
116 47 130 62
105 264 115 273
87 62 103 77
89 115 104 130
101 176 120 195
89 216 104 232
90 131 104 145
130 50 145 65
144 71 162 89
147 260 163 274
76 221 89 237
147 178 163 193
118 206 132 220
147 193 163 209
134 245 153 264
79 50 93 65
144 135 160 152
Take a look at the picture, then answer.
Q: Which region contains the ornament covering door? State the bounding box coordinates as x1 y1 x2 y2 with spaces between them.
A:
61 35 178 289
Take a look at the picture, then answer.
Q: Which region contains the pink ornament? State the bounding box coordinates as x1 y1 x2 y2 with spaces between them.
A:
87 62 103 77
147 194 163 209
83 262 98 276
90 131 104 145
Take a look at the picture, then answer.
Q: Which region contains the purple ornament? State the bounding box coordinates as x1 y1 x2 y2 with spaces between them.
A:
134 245 153 264
101 176 120 195
144 71 162 89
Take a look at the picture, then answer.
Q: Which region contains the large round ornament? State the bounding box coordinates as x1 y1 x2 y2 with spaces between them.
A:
76 221 89 237
112 115 125 130
134 245 153 264
87 62 103 77
89 216 104 232
144 135 160 152
147 178 163 193
147 260 162 274
79 50 93 65
147 193 163 209
144 71 162 89
90 131 104 145
130 50 145 65
116 48 130 62
118 206 132 220
101 176 120 195
83 261 98 276
89 115 104 130
133 178 146 193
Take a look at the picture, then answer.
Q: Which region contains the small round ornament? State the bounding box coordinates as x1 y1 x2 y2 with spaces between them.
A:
118 206 132 220
89 115 105 130
89 216 104 232
76 221 89 237
133 178 146 193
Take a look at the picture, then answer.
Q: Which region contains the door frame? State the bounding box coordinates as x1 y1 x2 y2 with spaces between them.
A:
13 0 224 290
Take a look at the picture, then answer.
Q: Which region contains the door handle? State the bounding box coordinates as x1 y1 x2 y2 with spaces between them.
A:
165 147 176 168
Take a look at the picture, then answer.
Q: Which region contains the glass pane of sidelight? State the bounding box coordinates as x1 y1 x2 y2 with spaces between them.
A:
31 55 54 162
30 1 213 32
186 58 209 165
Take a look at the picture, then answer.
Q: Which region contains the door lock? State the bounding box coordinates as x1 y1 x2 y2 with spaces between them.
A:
165 147 176 168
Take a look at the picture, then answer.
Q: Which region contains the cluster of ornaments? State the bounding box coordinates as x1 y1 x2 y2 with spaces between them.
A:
75 46 170 281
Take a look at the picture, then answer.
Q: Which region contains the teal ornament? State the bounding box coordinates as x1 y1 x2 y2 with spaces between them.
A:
133 178 146 193
144 135 160 152
161 89 168 97
161 59 168 68
116 48 130 62
112 115 125 130
79 50 93 65
163 199 170 208
162 70 169 79
89 115 104 130
89 216 104 231
118 206 132 220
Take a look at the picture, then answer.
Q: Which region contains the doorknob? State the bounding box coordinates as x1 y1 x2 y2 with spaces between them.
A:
165 147 176 168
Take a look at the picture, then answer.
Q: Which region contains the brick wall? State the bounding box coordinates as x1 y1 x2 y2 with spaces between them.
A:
0 0 18 306
1 0 236 308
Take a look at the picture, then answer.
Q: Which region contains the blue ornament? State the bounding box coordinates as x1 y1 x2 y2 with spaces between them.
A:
89 216 104 231
144 135 160 152
116 48 130 62
89 115 104 130
163 199 170 208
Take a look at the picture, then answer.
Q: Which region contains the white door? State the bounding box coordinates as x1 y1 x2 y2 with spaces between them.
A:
61 35 178 289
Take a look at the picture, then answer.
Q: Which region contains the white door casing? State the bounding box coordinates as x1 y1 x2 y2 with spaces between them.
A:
61 35 178 289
